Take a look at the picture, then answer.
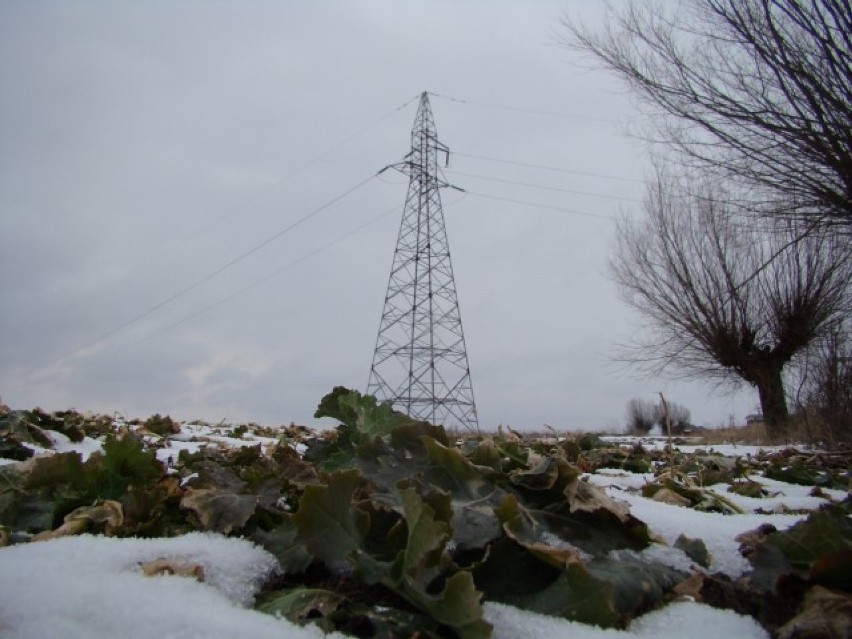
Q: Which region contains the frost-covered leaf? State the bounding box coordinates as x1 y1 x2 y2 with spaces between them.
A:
675 534 711 568
256 587 346 622
180 488 257 534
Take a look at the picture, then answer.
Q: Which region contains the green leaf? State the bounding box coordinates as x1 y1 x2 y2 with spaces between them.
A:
340 391 409 439
251 518 313 574
513 563 617 627
97 435 163 499
389 420 450 453
292 469 368 563
421 436 494 500
314 386 359 427
395 486 449 584
586 552 685 619
384 487 491 639
418 571 492 639
496 494 584 569
510 455 560 491
766 508 852 590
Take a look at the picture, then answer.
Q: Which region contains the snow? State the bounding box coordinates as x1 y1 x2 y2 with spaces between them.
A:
0 421 838 638
611 489 805 576
484 601 768 639
155 440 205 464
600 436 820 459
583 468 836 576
48 431 104 461
0 533 772 639
0 533 341 639
707 475 846 513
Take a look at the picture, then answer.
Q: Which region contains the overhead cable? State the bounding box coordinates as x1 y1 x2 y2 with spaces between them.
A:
140 93 421 266
69 204 403 372
453 151 645 184
463 190 620 221
25 171 381 377
428 91 614 124
445 169 640 203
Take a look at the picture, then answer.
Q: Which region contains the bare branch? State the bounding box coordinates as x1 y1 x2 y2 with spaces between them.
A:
563 0 852 230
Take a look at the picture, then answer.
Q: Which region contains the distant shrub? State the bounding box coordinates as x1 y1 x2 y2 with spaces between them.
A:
143 414 179 436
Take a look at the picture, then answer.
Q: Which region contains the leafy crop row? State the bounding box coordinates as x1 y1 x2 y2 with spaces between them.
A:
1 391 850 638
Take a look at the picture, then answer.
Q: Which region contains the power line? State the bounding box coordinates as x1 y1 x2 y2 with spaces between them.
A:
453 151 645 184
428 91 615 124
16 171 380 380
68 204 403 373
103 93 421 273
463 190 620 222
159 93 421 250
11 94 422 345
446 169 641 203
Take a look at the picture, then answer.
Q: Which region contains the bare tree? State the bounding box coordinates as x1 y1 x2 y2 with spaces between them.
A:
796 324 852 443
663 401 692 435
626 397 657 433
612 171 851 435
564 0 852 230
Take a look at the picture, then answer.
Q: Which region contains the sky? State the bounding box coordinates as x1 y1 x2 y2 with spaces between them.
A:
0 1 757 431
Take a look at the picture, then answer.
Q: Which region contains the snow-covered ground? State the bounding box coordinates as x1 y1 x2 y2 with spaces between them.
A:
0 533 770 639
586 469 846 577
1 421 845 639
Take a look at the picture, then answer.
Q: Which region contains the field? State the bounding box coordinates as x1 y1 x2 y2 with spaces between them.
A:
1 389 850 639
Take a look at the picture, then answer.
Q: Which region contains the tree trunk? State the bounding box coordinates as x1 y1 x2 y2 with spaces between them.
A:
754 365 789 438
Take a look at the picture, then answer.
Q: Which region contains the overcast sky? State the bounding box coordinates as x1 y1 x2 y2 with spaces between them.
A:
0 1 757 431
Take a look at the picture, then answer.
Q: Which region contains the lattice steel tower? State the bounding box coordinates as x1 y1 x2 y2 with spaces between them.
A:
367 92 479 430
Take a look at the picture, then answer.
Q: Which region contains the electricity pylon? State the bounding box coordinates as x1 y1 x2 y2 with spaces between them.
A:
367 92 479 431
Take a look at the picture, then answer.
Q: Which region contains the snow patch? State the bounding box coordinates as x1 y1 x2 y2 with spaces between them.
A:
0 533 336 639
484 600 768 639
